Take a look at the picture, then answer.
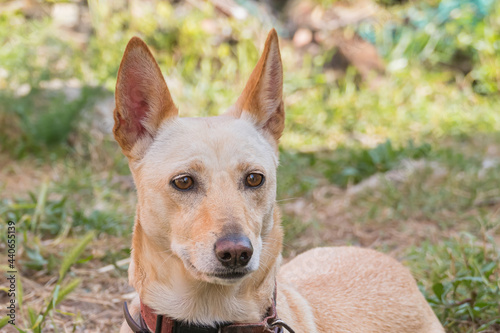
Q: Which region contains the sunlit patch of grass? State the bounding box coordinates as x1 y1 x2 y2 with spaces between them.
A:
282 67 500 150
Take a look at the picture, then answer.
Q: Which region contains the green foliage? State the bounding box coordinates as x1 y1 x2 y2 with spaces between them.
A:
0 87 102 158
0 316 9 329
407 234 500 332
284 64 500 150
0 10 84 88
58 232 94 282
278 140 431 199
22 244 49 271
72 209 124 235
1 186 65 239
0 231 94 332
278 150 322 199
323 140 431 187
25 233 94 333
1 0 500 156
372 0 500 94
87 0 261 106
1 185 128 242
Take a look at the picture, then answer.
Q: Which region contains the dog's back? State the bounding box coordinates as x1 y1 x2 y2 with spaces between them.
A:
277 247 443 332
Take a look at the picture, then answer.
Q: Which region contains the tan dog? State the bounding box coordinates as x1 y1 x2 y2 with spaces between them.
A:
115 29 444 333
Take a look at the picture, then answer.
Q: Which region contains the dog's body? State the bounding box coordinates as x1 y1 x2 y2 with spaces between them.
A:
115 30 444 333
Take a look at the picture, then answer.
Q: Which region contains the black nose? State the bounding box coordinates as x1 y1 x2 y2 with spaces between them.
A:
214 235 253 268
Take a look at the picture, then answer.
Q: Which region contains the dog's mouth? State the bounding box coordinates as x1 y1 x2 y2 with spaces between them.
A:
171 242 256 284
185 259 251 283
208 270 249 280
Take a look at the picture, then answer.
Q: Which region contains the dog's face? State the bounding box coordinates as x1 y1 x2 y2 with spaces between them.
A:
114 31 284 285
138 116 278 284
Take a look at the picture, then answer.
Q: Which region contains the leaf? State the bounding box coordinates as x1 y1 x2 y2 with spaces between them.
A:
453 276 484 283
432 282 445 300
0 316 10 329
40 267 83 324
341 167 359 177
58 232 95 283
52 285 60 309
55 278 81 306
477 318 500 330
30 315 43 330
32 180 49 233
13 326 27 333
27 307 37 327
76 254 94 264
55 309 76 316
368 147 383 166
23 245 48 271
480 261 497 278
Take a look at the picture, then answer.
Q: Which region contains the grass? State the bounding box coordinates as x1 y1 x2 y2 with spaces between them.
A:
0 87 105 159
0 0 499 331
408 234 500 332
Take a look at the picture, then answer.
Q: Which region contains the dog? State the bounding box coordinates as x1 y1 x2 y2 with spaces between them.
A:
114 29 445 333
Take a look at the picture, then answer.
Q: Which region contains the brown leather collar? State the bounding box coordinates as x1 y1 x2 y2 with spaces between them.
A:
123 288 294 333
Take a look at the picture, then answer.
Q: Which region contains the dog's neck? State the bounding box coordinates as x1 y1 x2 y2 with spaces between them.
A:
128 206 284 327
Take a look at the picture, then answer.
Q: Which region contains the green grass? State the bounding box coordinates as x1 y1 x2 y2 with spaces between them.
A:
0 87 105 158
348 143 499 227
0 233 95 333
407 233 500 332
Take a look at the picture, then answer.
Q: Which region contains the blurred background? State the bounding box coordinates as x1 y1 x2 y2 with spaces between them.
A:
0 0 499 332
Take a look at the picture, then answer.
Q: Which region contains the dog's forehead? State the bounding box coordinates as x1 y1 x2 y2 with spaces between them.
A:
142 116 277 172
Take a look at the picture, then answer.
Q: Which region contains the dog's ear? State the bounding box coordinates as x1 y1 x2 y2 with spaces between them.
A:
113 37 178 160
230 29 284 144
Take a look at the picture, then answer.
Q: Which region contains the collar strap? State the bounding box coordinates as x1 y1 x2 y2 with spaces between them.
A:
123 289 294 333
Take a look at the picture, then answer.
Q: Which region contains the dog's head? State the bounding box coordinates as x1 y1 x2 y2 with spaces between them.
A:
114 30 284 286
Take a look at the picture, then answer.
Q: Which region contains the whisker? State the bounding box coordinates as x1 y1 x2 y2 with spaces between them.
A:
276 197 298 203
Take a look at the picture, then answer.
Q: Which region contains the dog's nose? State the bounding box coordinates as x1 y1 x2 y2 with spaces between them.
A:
214 235 253 268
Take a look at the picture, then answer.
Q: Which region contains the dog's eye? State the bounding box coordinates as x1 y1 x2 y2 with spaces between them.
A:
245 173 264 188
172 176 194 190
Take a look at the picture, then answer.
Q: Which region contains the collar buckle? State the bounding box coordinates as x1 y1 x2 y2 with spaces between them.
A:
268 319 295 333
